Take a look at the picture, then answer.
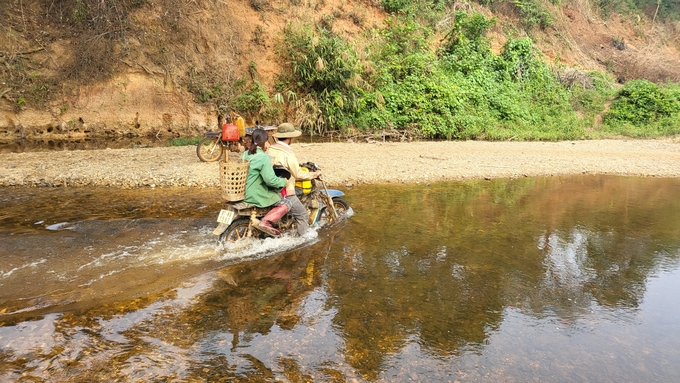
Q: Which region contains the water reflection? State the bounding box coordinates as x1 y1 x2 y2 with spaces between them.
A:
330 176 680 380
2 175 680 382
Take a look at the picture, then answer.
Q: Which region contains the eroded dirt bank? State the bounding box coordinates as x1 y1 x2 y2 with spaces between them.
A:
1 139 680 189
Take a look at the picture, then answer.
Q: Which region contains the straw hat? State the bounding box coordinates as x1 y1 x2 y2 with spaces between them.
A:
273 123 302 138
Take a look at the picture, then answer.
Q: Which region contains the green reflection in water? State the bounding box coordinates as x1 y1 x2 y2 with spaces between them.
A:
2 175 680 382
326 175 680 380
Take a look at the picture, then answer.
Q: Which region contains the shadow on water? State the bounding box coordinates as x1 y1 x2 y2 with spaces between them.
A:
2 175 680 382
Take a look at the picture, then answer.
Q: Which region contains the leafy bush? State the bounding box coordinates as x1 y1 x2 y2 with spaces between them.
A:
357 11 584 140
232 80 271 117
439 12 496 75
603 80 680 137
470 0 554 28
596 0 680 21
511 0 554 29
607 80 680 123
273 10 678 141
382 0 410 13
276 24 363 134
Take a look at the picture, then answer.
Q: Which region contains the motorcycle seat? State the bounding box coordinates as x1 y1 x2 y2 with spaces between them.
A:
232 202 254 209
230 202 270 216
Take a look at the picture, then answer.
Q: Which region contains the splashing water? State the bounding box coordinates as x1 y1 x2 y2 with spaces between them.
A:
214 224 323 262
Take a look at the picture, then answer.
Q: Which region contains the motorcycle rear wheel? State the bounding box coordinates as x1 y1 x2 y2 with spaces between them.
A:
318 197 350 226
219 217 252 243
197 137 224 162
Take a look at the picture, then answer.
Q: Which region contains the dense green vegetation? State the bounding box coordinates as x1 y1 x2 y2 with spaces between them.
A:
265 0 680 140
603 80 680 137
597 0 680 20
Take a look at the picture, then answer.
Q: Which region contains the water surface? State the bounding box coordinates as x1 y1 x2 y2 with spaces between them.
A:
1 175 680 382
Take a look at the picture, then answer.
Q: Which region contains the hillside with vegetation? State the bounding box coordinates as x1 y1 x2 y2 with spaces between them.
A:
1 0 679 142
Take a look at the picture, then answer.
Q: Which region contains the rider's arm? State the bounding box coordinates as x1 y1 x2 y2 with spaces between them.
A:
257 154 287 189
285 153 318 180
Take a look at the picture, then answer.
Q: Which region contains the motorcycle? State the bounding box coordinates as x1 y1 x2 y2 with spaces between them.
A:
196 131 234 162
196 125 276 162
213 162 350 244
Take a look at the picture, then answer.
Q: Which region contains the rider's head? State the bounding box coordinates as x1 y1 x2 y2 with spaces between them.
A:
249 128 269 155
274 123 302 144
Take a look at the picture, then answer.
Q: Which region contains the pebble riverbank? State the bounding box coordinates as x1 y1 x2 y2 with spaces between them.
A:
1 139 680 188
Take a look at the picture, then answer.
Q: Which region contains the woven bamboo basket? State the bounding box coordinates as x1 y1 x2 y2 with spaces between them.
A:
220 160 249 201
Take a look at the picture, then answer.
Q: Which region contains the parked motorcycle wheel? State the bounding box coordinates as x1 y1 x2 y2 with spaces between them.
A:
219 217 252 243
318 197 350 226
197 137 224 162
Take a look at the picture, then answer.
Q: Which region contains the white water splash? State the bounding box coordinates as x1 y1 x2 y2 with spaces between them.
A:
215 228 320 263
45 222 71 231
0 259 46 279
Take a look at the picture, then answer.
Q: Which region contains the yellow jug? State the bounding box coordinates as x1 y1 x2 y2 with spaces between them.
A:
295 168 312 194
234 116 246 138
230 111 246 138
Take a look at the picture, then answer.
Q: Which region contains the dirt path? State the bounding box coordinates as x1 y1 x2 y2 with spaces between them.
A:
2 139 680 188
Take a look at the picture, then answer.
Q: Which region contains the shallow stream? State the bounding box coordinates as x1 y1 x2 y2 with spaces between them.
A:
2 175 680 382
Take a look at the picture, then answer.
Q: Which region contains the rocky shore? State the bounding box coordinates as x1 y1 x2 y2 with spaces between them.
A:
1 139 680 189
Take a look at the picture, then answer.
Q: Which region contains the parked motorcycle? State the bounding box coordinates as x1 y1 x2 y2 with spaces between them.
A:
213 162 350 244
196 131 234 162
197 124 276 162
197 112 251 162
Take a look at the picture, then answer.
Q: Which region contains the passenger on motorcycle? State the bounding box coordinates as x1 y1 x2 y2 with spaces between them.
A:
241 128 289 236
266 123 321 236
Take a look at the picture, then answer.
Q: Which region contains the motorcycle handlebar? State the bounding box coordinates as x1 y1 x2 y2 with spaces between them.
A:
300 161 321 172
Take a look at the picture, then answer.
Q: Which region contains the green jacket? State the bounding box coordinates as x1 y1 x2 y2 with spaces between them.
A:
241 148 286 207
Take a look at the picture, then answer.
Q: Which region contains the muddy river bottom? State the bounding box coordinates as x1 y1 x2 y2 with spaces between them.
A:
2 175 680 382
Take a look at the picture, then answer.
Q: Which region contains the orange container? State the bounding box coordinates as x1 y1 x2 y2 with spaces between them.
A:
222 123 239 141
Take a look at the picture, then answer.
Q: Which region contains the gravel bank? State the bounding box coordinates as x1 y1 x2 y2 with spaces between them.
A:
1 139 680 188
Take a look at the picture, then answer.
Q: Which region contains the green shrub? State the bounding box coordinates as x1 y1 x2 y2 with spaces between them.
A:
596 0 680 21
382 0 410 13
274 10 677 141
498 38 548 82
168 137 202 146
603 80 680 137
232 80 271 117
512 0 554 29
439 12 495 74
606 80 680 123
380 0 446 27
367 11 585 140
276 24 363 134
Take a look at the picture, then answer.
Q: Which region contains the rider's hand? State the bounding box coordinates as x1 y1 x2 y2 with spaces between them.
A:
312 170 322 179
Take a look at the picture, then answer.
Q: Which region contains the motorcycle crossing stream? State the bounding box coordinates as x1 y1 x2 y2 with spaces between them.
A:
2 175 680 382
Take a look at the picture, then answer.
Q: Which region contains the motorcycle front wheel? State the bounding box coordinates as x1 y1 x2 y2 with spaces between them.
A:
196 137 224 162
318 197 350 226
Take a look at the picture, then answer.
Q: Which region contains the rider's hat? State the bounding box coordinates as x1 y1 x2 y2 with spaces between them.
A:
273 123 302 138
